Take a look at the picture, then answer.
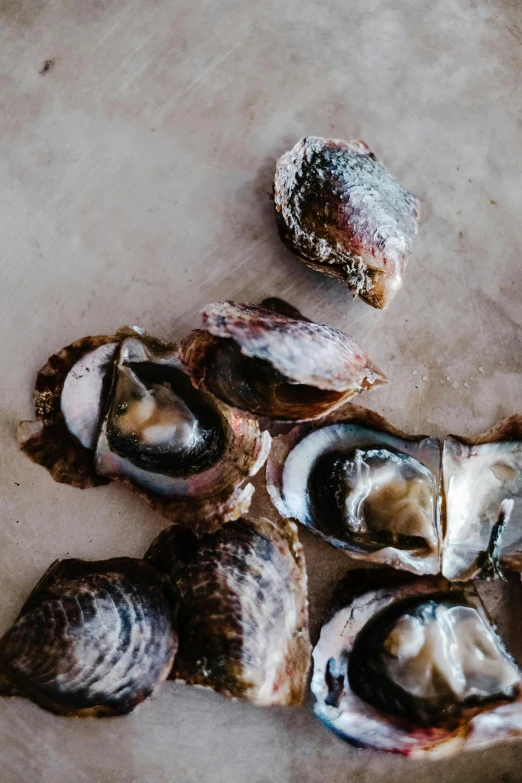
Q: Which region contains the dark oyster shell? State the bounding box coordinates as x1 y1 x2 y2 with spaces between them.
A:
146 516 310 706
19 328 270 533
180 299 386 421
267 403 441 575
274 137 420 309
0 558 177 717
312 569 522 757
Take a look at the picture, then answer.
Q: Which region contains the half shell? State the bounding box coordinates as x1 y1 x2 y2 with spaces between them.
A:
311 569 522 757
274 137 420 309
146 516 310 706
180 298 386 421
267 404 441 575
0 557 177 716
19 328 270 532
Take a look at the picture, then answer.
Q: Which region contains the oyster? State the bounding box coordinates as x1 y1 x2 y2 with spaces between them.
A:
146 516 310 705
267 404 441 575
312 569 522 757
180 298 386 421
19 328 270 533
0 557 176 716
274 137 420 309
442 415 522 581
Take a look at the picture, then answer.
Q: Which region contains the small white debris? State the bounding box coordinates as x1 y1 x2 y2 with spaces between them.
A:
446 376 451 382
412 370 418 376
422 375 428 382
452 381 459 389
479 366 484 373
464 382 469 388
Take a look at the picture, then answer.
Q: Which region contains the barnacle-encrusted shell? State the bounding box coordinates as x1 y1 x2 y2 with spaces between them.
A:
180 299 386 421
146 516 310 706
311 570 522 757
0 558 177 717
442 415 522 581
274 137 420 309
267 404 441 575
19 328 270 533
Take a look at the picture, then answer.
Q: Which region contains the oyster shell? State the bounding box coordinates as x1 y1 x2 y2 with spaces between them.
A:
312 569 522 757
0 557 177 717
19 328 270 532
267 404 441 575
146 516 310 706
274 137 420 309
180 298 386 421
442 415 522 581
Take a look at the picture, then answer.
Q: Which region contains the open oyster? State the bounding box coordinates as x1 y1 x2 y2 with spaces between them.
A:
267 404 441 574
0 557 177 717
312 570 522 757
274 137 420 309
180 299 386 422
442 415 522 581
18 328 270 532
146 516 310 706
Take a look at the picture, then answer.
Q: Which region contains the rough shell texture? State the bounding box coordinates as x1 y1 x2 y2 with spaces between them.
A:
19 329 271 534
266 403 442 575
311 569 522 757
274 137 420 309
442 415 522 581
0 558 177 717
146 517 310 706
180 299 386 421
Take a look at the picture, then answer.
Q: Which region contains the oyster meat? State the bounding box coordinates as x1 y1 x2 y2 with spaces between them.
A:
180 298 386 421
0 558 177 716
267 404 441 575
274 137 420 309
146 516 310 706
312 570 522 756
19 328 270 532
442 415 522 581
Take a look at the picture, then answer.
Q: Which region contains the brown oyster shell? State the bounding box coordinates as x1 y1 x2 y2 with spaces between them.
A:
442 414 522 581
146 516 311 706
0 557 177 717
311 569 522 757
274 137 420 309
266 403 442 575
19 329 270 534
180 299 386 422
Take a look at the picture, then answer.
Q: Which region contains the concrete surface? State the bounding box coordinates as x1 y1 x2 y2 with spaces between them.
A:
1 0 522 780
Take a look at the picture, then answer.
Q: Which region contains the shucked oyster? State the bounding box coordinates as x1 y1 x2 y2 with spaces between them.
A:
267 404 441 575
274 137 420 309
0 557 176 716
443 415 522 581
146 516 310 706
180 298 386 421
312 570 522 757
19 328 270 532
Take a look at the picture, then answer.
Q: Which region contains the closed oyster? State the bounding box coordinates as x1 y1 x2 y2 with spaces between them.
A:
274 137 420 309
146 516 310 706
442 415 522 581
267 404 441 575
0 558 176 717
180 298 386 421
312 570 522 757
19 328 270 533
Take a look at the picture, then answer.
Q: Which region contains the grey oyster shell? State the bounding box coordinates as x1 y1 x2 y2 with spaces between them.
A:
19 328 270 533
312 570 522 757
146 516 310 706
0 557 177 717
180 298 386 422
267 404 441 575
274 137 420 309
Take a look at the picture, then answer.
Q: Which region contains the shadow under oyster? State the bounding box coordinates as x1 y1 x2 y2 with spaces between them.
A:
311 569 522 757
0 557 177 717
274 137 420 309
146 516 310 706
180 298 386 422
18 327 270 533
